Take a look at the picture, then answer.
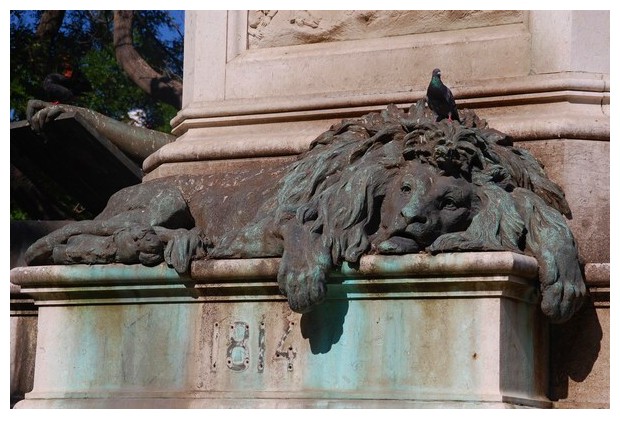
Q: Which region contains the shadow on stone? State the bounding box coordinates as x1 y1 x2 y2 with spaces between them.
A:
548 294 603 401
300 289 349 355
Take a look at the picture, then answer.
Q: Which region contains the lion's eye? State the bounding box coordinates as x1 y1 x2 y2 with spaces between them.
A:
442 197 457 209
401 183 412 193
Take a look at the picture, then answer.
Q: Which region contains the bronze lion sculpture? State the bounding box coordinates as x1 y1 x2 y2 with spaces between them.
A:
25 101 586 322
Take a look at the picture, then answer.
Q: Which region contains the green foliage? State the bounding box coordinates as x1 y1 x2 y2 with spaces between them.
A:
10 207 29 221
10 10 183 132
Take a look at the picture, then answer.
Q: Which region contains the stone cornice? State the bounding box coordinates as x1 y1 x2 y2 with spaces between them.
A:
143 72 609 174
170 72 609 133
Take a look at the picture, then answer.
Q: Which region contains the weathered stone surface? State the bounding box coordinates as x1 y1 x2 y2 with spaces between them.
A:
584 263 610 286
229 25 531 101
10 315 37 408
248 10 525 49
530 10 610 74
178 11 533 119
11 220 74 408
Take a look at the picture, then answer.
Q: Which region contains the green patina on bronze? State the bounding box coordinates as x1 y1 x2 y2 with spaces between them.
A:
25 100 586 323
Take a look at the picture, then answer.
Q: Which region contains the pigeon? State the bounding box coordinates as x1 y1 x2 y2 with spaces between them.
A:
426 68 460 123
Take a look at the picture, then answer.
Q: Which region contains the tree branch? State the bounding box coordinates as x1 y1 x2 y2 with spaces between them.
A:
113 10 183 110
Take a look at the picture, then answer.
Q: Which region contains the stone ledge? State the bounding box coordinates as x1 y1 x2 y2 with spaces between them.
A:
585 263 610 307
11 252 540 306
11 251 539 286
145 106 610 175
10 256 608 306
584 263 610 286
222 23 531 105
16 392 551 409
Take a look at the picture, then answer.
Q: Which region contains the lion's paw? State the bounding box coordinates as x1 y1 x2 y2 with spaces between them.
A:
24 237 56 266
277 259 328 313
540 278 586 323
115 226 164 266
163 228 207 274
25 224 80 266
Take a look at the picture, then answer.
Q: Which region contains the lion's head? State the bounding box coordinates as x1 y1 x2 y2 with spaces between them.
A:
372 162 480 254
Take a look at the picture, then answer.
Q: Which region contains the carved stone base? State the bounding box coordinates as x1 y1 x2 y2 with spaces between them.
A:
11 252 550 408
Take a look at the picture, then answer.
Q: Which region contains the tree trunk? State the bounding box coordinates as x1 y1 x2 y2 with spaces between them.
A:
113 10 183 110
35 10 66 72
36 10 66 40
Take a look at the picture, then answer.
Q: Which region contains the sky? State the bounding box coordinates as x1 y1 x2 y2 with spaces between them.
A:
158 10 184 42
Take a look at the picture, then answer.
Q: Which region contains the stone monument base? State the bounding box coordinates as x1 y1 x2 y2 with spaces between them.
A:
10 252 550 408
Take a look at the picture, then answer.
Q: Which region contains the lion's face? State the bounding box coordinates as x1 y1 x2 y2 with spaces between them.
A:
374 162 478 254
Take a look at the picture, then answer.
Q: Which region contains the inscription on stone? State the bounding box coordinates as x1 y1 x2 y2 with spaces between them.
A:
226 322 250 371
210 322 220 372
257 319 266 373
275 320 297 372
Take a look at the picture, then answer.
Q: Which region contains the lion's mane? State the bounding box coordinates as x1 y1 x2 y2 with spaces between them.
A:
271 100 572 264
265 100 583 320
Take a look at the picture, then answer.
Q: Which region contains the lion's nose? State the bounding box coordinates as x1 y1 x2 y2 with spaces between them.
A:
401 206 426 224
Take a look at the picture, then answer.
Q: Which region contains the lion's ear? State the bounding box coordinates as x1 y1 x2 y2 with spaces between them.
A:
428 184 525 254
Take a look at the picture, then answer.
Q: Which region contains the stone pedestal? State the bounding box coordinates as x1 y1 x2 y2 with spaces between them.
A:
11 252 550 408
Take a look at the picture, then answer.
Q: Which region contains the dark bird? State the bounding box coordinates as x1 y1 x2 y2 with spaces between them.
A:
42 65 90 104
426 68 460 123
